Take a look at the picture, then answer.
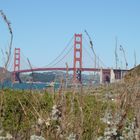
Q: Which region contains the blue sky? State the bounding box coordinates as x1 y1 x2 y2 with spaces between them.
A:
0 0 140 70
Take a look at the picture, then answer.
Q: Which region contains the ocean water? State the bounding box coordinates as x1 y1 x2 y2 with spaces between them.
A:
0 81 60 90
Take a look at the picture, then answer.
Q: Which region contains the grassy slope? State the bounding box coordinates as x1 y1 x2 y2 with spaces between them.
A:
0 86 135 139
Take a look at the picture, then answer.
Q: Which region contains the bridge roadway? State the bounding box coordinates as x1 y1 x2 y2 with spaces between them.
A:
13 67 128 73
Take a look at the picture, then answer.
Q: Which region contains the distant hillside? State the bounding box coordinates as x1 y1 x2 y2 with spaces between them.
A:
21 71 100 83
0 67 11 81
21 71 67 82
124 64 140 83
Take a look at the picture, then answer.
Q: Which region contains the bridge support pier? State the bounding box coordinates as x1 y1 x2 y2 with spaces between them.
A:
100 69 111 84
110 69 115 83
100 69 103 84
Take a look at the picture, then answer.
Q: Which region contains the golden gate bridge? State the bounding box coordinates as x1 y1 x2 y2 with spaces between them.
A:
12 33 128 84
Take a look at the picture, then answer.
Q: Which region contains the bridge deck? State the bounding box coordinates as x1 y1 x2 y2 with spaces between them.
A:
12 67 128 73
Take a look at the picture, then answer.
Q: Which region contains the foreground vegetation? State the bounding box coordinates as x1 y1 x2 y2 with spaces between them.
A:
0 80 139 140
0 89 110 139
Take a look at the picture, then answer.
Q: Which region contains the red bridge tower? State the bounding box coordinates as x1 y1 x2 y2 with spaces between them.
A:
73 34 82 83
13 48 20 82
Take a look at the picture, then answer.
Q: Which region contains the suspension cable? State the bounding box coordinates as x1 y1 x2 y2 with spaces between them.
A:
20 51 36 68
45 35 74 67
49 45 73 68
83 35 107 68
7 52 14 71
82 45 95 63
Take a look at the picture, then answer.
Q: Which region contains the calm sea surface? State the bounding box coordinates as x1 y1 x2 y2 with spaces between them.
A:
0 81 60 90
